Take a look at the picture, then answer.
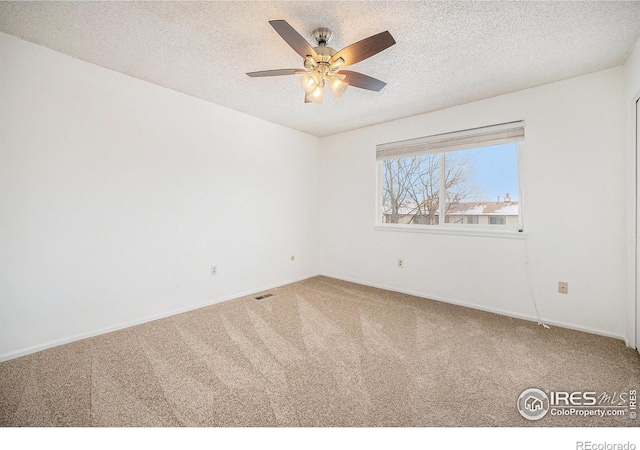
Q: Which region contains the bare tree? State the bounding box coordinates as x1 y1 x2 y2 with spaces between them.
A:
382 152 478 224
442 152 477 222
405 154 439 224
382 156 422 223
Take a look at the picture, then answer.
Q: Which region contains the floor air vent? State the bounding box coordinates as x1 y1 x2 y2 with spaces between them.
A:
254 293 273 300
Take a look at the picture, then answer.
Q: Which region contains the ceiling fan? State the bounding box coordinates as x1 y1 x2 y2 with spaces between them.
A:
247 20 396 103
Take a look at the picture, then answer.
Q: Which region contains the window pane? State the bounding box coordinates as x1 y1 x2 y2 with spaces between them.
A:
381 154 440 225
443 143 518 226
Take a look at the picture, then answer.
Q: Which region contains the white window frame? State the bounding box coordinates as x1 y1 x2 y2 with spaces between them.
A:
375 121 526 239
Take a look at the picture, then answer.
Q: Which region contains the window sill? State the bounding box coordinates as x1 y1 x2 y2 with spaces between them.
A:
373 224 527 239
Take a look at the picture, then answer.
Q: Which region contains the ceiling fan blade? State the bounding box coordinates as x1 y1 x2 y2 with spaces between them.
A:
246 69 305 77
340 70 387 92
332 31 396 67
269 20 318 60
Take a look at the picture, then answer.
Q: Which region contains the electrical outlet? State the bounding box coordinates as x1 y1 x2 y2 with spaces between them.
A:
398 259 404 268
211 266 217 275
558 281 568 294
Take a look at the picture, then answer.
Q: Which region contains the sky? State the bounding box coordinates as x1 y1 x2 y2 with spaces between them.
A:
453 142 519 202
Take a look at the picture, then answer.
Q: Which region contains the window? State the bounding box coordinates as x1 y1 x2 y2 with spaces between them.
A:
377 121 523 232
445 215 479 225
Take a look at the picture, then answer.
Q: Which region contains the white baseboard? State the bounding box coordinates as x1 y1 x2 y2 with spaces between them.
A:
318 272 626 342
2 272 626 362
0 273 318 363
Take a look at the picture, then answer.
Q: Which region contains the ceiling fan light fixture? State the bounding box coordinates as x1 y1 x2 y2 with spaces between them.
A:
247 20 395 103
328 75 348 98
306 81 324 103
329 57 345 71
300 71 321 94
304 55 318 70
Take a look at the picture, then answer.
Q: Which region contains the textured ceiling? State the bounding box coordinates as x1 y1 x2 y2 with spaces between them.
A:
2 1 640 137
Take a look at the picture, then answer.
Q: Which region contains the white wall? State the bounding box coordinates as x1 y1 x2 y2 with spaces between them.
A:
0 33 320 360
626 36 640 100
319 67 628 339
1 29 634 360
625 36 640 348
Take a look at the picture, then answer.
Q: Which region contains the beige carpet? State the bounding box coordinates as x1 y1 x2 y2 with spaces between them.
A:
1 276 639 427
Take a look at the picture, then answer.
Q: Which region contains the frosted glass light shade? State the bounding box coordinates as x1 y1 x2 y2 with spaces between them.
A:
328 76 348 98
305 83 324 103
300 72 321 94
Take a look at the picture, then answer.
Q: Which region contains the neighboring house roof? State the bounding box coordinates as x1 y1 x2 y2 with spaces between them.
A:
388 200 519 216
446 201 519 216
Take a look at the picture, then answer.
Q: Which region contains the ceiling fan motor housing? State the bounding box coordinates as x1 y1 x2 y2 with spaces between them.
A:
312 46 337 64
308 28 336 65
312 27 332 46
